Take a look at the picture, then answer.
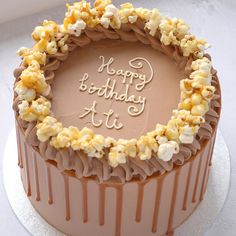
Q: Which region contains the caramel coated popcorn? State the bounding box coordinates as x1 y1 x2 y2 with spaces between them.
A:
145 9 162 36
36 116 63 142
119 3 137 24
137 135 158 160
15 81 36 101
17 47 46 66
109 144 127 167
159 18 189 46
100 4 121 29
18 97 51 122
180 35 210 58
19 61 47 93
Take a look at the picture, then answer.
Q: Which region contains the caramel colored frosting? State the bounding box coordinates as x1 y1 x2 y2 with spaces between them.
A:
52 39 184 139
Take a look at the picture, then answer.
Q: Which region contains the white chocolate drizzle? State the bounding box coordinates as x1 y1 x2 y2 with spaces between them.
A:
78 55 153 129
97 56 154 92
103 110 123 130
79 101 103 127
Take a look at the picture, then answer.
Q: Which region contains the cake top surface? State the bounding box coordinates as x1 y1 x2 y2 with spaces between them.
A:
14 0 217 180
51 39 184 140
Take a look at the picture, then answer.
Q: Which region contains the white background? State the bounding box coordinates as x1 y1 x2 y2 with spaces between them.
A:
0 0 236 235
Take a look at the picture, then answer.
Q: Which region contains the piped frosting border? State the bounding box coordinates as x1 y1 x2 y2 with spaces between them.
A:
14 0 216 168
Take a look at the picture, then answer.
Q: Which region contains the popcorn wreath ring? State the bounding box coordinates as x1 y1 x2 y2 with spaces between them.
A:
14 0 216 168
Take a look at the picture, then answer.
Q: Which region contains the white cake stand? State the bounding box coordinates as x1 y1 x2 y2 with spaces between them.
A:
3 128 230 236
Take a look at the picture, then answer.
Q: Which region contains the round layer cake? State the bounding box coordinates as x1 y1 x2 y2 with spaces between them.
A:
13 1 221 236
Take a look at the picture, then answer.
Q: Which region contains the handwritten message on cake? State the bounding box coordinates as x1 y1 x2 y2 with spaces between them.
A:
78 55 153 130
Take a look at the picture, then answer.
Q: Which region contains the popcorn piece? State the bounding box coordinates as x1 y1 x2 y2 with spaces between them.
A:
15 81 36 101
157 136 168 145
50 127 73 149
94 0 112 17
179 125 195 144
46 41 57 55
191 57 211 71
172 109 204 127
68 126 81 141
31 97 51 121
20 61 48 93
165 119 179 141
190 72 211 86
57 34 69 53
190 57 212 85
158 141 179 161
18 97 51 122
191 93 202 105
32 20 59 42
160 17 189 46
201 86 215 101
104 136 117 148
118 139 137 158
60 44 69 53
179 97 192 110
135 7 151 21
108 144 126 167
68 19 86 37
18 100 37 122
36 116 63 142
128 15 138 24
49 126 82 150
17 47 46 66
155 124 166 136
33 38 48 53
32 20 61 55
70 127 94 150
80 127 94 142
145 9 162 36
180 35 210 58
119 3 137 24
180 79 193 94
32 19 69 55
100 4 121 29
64 0 99 29
191 102 209 116
137 135 158 160
86 134 105 158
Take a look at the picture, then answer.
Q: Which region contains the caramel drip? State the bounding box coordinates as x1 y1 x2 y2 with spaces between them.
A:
199 138 214 201
81 180 88 223
208 132 216 167
33 153 40 201
192 152 203 203
182 161 193 210
166 168 180 235
135 181 145 222
165 231 174 236
98 184 106 226
152 177 164 233
16 127 23 168
63 173 71 221
115 185 123 236
24 143 31 196
46 163 53 204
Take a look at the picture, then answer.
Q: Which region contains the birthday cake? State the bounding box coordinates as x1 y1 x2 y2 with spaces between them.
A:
13 1 221 235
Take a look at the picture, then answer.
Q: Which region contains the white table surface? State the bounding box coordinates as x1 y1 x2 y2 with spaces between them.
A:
0 0 235 235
